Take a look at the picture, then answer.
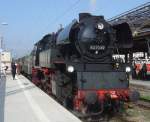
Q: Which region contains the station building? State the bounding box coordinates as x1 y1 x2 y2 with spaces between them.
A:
0 51 12 73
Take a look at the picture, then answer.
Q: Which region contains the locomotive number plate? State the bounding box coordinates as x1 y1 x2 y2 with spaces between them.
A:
90 45 105 50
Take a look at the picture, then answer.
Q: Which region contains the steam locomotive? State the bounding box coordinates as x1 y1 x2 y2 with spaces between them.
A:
18 13 139 117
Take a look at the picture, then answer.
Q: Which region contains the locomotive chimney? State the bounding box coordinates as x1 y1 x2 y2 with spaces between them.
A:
79 13 104 21
79 13 92 21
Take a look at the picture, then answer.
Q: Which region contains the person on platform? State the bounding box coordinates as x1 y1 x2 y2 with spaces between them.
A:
141 63 147 80
132 62 137 79
16 63 21 75
11 62 16 80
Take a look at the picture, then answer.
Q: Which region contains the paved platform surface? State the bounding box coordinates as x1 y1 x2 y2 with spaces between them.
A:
0 75 81 122
130 79 150 89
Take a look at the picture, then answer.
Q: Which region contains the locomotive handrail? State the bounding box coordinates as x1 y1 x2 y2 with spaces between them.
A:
68 62 130 64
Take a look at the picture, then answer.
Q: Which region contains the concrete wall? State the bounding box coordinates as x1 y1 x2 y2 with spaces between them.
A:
0 75 6 122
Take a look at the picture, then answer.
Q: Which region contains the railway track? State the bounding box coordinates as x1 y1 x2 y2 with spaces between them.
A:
130 83 150 109
136 99 150 109
130 83 150 92
81 99 150 122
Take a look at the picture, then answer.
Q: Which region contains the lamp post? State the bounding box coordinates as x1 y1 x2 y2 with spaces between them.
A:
0 22 8 49
0 22 8 77
1 22 8 26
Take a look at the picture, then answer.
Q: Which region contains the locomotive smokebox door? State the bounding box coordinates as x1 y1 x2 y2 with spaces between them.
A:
113 22 133 49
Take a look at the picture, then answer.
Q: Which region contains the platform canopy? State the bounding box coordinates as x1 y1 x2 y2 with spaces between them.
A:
108 2 150 53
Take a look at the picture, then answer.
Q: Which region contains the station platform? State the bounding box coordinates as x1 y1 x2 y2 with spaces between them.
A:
130 79 150 89
0 74 81 122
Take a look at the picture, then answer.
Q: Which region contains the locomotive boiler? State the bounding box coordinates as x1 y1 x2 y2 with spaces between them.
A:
21 13 139 117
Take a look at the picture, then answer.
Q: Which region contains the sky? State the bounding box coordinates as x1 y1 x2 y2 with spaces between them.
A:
0 0 149 58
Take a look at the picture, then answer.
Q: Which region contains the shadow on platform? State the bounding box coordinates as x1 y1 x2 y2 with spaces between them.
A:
6 85 36 96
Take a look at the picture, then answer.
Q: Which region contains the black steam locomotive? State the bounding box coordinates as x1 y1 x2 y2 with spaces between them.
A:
19 13 139 117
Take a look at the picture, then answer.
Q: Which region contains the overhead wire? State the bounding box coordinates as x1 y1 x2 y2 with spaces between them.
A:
41 0 81 33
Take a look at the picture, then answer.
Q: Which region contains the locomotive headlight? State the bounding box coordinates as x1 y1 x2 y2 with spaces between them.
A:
126 66 131 73
97 23 104 30
67 65 74 73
